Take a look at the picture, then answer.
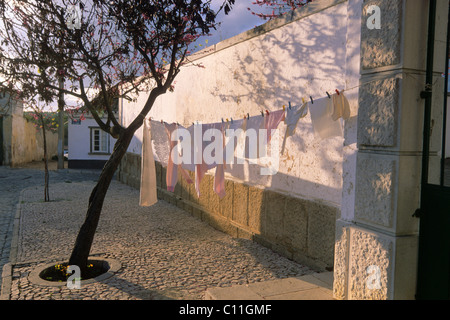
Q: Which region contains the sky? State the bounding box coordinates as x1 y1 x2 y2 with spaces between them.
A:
204 0 270 46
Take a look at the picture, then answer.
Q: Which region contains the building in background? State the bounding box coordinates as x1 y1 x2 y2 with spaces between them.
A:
1 89 57 167
68 106 117 170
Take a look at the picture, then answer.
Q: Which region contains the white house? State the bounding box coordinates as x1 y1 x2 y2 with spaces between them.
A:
68 113 116 169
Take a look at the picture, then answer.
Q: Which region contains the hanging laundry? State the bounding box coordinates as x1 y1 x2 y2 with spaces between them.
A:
223 118 245 166
264 109 286 143
242 114 264 160
187 122 225 198
150 120 170 167
331 92 350 121
164 122 193 192
281 102 308 155
309 96 343 139
139 119 158 207
213 122 227 198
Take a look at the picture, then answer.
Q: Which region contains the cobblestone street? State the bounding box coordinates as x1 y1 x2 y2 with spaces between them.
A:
0 162 100 291
0 162 313 300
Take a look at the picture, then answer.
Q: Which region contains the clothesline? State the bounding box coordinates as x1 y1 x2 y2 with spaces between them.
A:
140 90 350 207
140 71 436 206
146 71 428 126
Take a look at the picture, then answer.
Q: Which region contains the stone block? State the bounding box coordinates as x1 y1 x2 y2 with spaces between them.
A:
187 171 199 205
333 219 351 300
203 210 238 237
248 186 265 233
263 190 286 243
198 174 212 211
283 196 308 252
209 178 233 220
307 201 337 267
174 171 182 198
192 206 203 220
360 0 402 70
357 77 399 148
180 169 191 202
232 183 249 227
348 226 394 300
161 166 167 190
155 161 162 188
354 153 396 229
237 227 254 240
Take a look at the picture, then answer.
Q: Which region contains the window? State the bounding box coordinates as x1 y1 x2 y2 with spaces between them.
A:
90 127 110 154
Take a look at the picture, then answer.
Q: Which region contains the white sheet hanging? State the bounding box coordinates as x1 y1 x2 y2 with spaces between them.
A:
139 119 158 207
308 97 343 139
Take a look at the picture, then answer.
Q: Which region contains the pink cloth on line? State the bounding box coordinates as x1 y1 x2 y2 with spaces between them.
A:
164 122 193 192
264 109 286 143
187 122 225 198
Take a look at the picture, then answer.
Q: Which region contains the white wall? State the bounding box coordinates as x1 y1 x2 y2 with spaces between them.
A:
120 0 360 207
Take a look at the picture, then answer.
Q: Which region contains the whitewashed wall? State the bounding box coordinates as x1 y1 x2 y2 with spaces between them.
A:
120 0 361 208
68 117 115 161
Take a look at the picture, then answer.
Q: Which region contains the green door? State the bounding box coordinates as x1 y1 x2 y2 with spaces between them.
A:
416 0 450 300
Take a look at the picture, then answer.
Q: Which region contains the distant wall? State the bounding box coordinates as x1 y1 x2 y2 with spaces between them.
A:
8 114 58 167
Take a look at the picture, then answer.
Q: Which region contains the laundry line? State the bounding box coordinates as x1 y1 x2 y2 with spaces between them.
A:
139 89 351 207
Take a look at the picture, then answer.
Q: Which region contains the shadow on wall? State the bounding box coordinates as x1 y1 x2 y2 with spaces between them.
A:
200 4 352 201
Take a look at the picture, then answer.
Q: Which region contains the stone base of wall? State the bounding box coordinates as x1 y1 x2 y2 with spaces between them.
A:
118 152 338 271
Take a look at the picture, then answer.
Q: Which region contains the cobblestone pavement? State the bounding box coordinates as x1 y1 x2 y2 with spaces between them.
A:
0 162 100 291
1 163 313 300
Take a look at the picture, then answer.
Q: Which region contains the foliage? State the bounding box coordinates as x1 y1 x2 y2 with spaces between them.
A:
249 0 314 20
24 111 60 133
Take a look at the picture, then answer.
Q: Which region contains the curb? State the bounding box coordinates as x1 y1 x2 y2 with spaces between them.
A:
27 257 122 288
0 188 25 300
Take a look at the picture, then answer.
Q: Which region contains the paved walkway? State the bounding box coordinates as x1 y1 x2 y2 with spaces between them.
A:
0 161 333 300
0 162 99 292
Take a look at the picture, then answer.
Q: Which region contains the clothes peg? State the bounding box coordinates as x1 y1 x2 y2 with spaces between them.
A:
231 118 233 123
289 102 292 109
221 118 224 123
326 92 331 99
282 105 285 111
261 111 264 117
335 89 340 95
247 113 250 119
226 118 229 123
265 110 270 116
302 97 306 104
310 96 314 104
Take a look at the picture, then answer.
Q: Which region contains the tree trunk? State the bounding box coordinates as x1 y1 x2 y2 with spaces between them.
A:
43 126 49 202
68 129 134 275
40 115 49 202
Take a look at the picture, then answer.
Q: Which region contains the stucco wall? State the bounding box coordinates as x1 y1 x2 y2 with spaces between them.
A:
118 0 362 270
9 114 58 167
121 0 360 206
